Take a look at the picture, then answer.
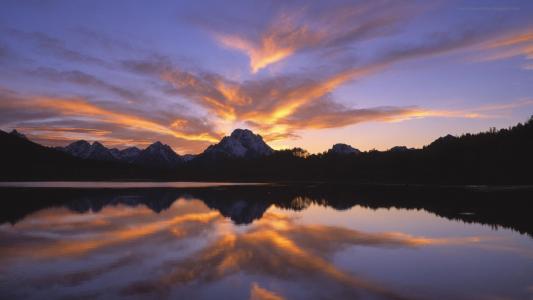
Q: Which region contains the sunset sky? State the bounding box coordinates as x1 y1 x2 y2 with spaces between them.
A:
1 0 532 154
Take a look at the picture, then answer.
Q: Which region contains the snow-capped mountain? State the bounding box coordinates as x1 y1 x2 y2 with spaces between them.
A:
61 140 117 161
327 143 360 155
59 140 180 166
133 141 182 167
202 129 274 158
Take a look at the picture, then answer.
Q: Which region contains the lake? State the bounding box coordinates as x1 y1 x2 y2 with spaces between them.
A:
0 182 532 299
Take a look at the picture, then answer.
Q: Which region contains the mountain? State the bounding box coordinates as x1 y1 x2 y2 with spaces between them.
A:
2 116 532 184
389 146 412 152
9 129 27 140
0 129 138 180
59 140 180 167
118 147 142 163
133 141 182 168
182 154 196 162
58 129 274 164
327 143 360 155
201 129 273 159
61 140 117 161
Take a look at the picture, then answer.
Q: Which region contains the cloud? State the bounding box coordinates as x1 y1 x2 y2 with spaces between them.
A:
30 67 143 102
16 126 155 149
276 104 465 131
211 1 417 73
31 98 219 142
2 5 531 151
0 89 222 152
6 20 524 150
126 24 502 141
5 28 109 66
250 283 284 300
477 29 533 69
125 56 387 127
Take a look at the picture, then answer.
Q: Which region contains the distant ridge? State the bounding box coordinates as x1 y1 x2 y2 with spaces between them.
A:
327 143 360 155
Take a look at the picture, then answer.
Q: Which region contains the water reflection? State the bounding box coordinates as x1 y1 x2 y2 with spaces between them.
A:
2 185 532 235
0 185 532 299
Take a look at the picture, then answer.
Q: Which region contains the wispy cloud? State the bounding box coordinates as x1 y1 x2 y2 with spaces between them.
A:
0 89 222 152
5 28 109 67
250 283 284 300
30 67 142 102
126 24 508 141
211 1 416 73
1 1 531 152
477 29 533 69
16 126 154 149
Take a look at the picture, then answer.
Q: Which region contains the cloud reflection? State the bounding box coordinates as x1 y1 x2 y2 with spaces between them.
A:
119 211 474 299
250 282 285 300
0 190 529 300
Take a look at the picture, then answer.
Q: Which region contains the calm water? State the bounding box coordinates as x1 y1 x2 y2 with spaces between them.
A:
0 183 532 300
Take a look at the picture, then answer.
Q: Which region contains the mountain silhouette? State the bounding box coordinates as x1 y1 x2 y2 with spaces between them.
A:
133 141 183 168
201 129 274 159
1 116 532 184
327 143 360 155
58 140 181 167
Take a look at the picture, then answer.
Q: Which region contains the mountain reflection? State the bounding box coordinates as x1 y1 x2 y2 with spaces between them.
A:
1 185 532 236
1 185 532 299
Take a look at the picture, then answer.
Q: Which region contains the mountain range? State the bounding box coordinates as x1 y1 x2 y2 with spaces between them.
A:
55 128 316 166
52 128 370 167
57 140 182 167
1 116 532 184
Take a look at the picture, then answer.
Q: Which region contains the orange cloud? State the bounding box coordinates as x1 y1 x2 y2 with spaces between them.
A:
267 99 533 141
212 2 413 73
243 64 387 125
157 23 506 141
215 12 323 73
478 29 533 69
34 98 219 143
122 22 530 147
159 63 491 142
250 283 285 300
216 33 296 74
0 93 221 148
16 127 155 148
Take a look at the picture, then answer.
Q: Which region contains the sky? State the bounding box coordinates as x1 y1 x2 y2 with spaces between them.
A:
0 0 532 154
